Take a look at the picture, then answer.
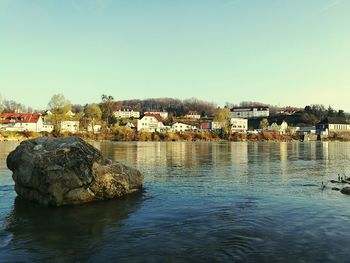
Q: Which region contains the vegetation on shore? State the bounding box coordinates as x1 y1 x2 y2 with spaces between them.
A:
0 129 299 143
1 94 350 143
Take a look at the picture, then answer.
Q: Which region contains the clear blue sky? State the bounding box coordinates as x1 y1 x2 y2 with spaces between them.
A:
1 0 349 111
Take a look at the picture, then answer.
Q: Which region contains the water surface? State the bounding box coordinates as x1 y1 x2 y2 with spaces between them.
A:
1 141 350 262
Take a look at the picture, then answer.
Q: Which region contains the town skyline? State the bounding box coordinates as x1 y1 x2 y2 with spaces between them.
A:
0 93 349 115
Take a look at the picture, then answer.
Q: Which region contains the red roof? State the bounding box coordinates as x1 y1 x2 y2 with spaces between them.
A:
143 113 163 122
0 113 41 124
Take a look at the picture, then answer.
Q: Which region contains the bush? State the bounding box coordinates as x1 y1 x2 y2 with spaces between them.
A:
111 126 135 141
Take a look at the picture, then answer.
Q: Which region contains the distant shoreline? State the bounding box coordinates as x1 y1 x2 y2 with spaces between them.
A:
2 130 350 143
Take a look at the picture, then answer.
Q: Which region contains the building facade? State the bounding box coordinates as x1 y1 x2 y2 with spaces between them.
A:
212 121 225 130
230 106 269 119
185 111 201 119
114 109 140 119
268 121 288 134
87 124 102 133
230 118 248 132
316 117 350 136
61 121 79 133
0 113 53 132
137 114 165 132
172 122 197 132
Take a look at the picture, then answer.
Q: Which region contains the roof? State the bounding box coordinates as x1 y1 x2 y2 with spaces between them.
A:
318 117 349 125
0 113 41 124
143 113 163 122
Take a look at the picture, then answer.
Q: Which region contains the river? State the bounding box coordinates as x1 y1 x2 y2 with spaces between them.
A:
1 141 350 262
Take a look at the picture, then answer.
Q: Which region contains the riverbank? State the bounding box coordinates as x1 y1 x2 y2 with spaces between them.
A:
1 130 301 142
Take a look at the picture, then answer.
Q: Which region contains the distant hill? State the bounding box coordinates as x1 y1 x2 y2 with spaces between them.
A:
112 98 217 117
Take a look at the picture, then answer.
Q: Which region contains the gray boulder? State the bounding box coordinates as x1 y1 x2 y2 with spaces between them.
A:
7 136 143 206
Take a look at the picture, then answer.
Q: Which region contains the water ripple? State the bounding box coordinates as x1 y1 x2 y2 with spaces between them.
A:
0 231 13 249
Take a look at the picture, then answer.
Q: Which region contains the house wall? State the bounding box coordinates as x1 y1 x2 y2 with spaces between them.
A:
231 108 269 119
61 121 79 133
212 122 225 130
1 116 53 132
172 123 195 132
329 124 350 131
137 116 163 132
87 124 102 133
317 123 350 136
114 110 140 119
185 113 201 119
231 118 248 132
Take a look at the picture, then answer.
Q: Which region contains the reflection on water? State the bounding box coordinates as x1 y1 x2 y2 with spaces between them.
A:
2 194 143 262
1 141 350 262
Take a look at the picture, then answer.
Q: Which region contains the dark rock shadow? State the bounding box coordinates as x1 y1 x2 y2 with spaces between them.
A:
3 192 144 262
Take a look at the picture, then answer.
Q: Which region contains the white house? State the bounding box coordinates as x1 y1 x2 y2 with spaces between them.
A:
137 114 165 132
87 124 102 133
41 122 54 132
61 121 79 133
185 111 201 119
230 118 248 133
144 111 168 119
114 109 140 119
172 122 197 132
269 121 288 134
125 122 136 129
212 121 226 130
231 106 269 119
295 125 316 136
0 113 53 132
316 117 350 136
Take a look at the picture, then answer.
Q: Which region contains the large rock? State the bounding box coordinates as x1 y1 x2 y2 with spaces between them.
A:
7 137 143 206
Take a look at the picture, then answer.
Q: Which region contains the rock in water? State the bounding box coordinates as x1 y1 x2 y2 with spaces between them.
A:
6 137 143 206
341 187 350 195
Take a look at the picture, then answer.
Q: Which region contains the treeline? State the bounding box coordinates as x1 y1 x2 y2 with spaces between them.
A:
0 98 33 113
1 94 348 128
301 105 346 125
111 97 217 117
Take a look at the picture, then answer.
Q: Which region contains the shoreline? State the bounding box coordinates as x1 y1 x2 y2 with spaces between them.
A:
1 130 350 143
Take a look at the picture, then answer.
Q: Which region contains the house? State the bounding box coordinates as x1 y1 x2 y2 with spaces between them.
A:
114 109 140 119
87 124 102 133
278 107 298 116
295 124 316 136
61 121 79 133
230 106 269 119
200 122 212 130
125 122 136 129
230 118 248 133
172 122 197 133
137 114 165 132
316 117 350 136
144 111 168 119
185 111 201 119
268 121 288 134
0 113 54 132
212 121 226 130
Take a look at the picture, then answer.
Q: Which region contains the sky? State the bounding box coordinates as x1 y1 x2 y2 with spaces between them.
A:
1 0 350 111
